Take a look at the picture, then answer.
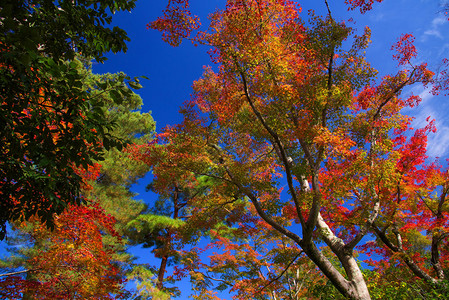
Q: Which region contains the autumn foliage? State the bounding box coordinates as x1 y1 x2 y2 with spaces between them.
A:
0 0 138 239
0 202 124 299
148 0 200 46
1 0 449 299
138 0 449 299
345 0 384 13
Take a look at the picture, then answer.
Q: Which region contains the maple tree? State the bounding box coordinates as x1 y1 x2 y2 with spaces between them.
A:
0 154 125 299
0 203 124 300
140 0 449 299
148 0 200 47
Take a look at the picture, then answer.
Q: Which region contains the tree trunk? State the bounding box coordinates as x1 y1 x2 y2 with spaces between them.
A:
156 254 168 290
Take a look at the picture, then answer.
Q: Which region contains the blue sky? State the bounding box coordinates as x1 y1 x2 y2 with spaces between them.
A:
100 0 449 297
91 1 449 297
93 0 449 157
1 0 449 298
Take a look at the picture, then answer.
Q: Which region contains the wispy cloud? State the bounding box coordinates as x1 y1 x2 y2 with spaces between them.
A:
437 42 449 57
423 15 446 39
427 126 449 158
406 88 449 158
369 13 385 22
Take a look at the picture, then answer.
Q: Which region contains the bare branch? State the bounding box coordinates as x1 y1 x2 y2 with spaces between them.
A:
257 252 303 295
0 269 31 278
236 66 306 228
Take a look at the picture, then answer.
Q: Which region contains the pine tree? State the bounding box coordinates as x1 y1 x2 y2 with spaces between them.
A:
0 58 155 299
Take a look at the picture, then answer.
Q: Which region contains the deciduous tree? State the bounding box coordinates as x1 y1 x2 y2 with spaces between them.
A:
0 203 124 300
141 0 447 299
0 60 156 299
0 0 140 239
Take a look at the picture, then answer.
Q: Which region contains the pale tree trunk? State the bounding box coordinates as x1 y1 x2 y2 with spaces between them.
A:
297 177 371 300
296 214 371 300
231 40 373 298
231 172 371 299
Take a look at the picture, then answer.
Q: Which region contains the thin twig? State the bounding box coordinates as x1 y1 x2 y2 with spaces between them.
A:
0 269 31 278
257 252 303 295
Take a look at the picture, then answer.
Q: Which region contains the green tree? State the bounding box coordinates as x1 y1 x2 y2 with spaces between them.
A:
126 182 200 298
0 60 156 298
0 0 138 239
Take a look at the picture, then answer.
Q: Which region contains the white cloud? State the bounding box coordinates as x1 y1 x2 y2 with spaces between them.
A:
424 29 442 39
418 87 434 103
427 126 449 158
369 13 385 22
423 15 446 40
432 15 446 27
406 88 449 158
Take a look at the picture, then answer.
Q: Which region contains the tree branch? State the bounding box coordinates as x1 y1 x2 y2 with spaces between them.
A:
345 195 380 250
373 223 439 284
0 269 32 278
372 69 415 122
257 252 303 295
236 66 306 229
223 162 303 245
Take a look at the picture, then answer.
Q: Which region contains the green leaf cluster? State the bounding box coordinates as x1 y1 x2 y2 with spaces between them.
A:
0 0 138 239
0 59 156 297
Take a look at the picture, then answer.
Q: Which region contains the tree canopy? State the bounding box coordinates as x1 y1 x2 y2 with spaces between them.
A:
135 0 449 299
0 0 140 239
0 59 155 299
2 0 449 299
